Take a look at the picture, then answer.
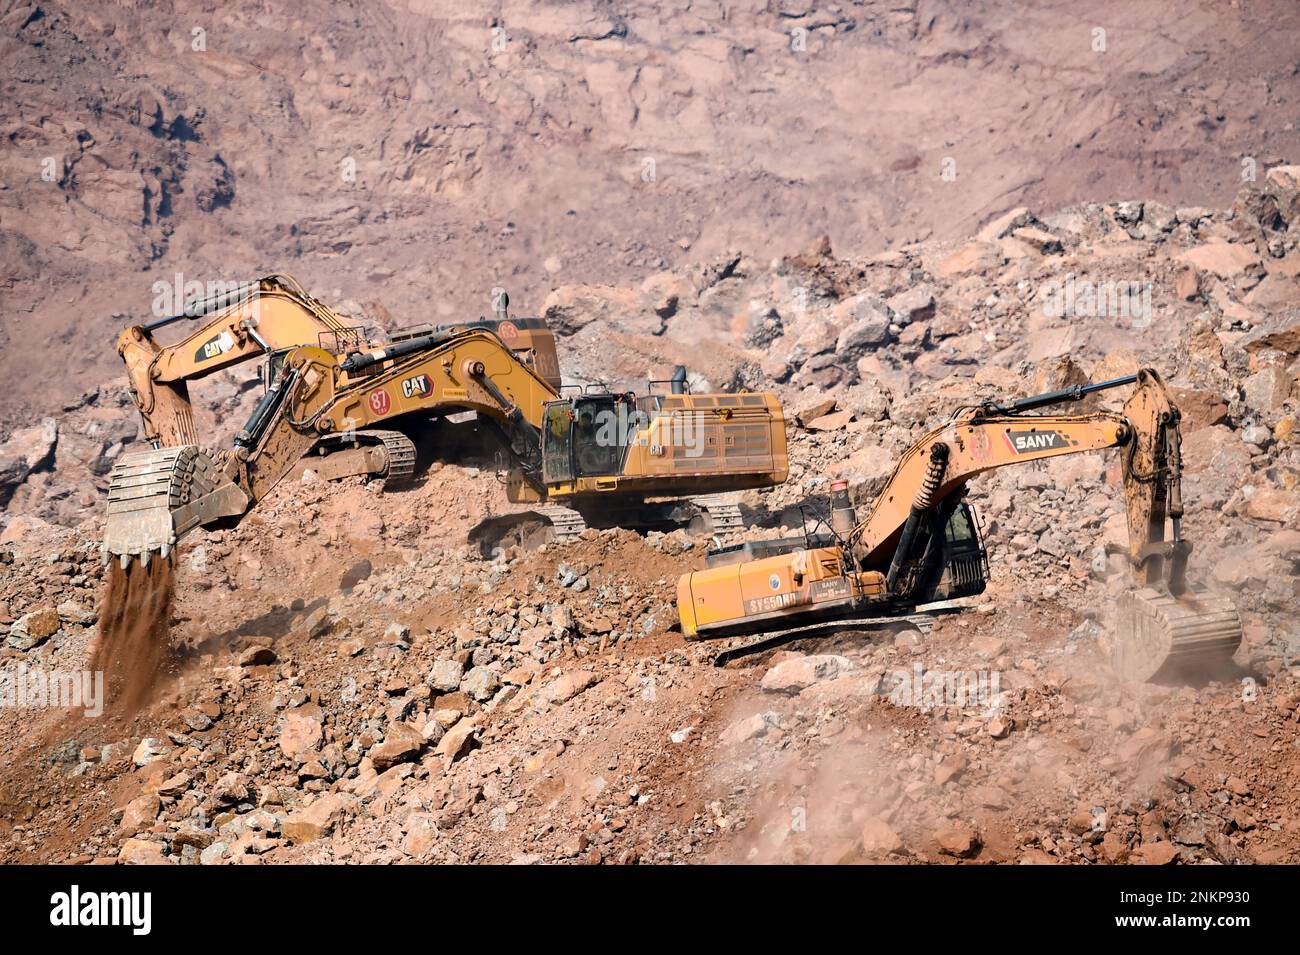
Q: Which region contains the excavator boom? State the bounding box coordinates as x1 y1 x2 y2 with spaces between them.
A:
117 274 563 448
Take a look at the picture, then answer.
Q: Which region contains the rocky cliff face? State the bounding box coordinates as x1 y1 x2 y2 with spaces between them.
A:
3 0 1300 422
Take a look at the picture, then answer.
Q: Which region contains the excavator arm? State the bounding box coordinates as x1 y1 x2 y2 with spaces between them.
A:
848 369 1185 591
677 369 1241 681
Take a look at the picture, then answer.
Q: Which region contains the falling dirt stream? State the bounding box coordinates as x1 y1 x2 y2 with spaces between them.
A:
90 557 178 716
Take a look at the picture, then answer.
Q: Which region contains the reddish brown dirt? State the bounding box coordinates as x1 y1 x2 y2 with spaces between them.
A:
90 558 180 717
0 454 1296 865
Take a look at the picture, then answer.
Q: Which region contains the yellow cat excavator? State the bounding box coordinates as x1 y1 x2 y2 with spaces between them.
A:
104 285 787 566
677 369 1242 682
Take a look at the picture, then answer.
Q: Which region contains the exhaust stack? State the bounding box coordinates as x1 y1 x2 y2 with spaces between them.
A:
830 479 856 538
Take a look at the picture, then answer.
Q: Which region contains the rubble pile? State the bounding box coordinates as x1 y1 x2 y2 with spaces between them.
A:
1 173 1298 864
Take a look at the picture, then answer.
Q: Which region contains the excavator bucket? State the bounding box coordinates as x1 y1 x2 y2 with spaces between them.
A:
1112 586 1243 682
103 446 247 567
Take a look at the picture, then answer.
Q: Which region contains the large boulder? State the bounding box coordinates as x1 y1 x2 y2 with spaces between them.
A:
831 295 896 356
52 405 138 478
1168 385 1229 430
1241 314 1300 360
278 703 324 759
368 721 426 772
1264 165 1300 226
1245 486 1300 525
976 207 1033 241
461 665 501 702
936 241 1000 278
935 824 981 858
1243 365 1294 414
760 654 853 693
860 817 904 855
787 313 839 358
885 285 936 323
542 285 660 337
282 793 358 843
836 317 893 355
429 659 464 692
5 606 61 650
543 670 597 704
1177 241 1258 279
831 444 897 502
1182 426 1255 506
0 418 57 507
840 378 892 421
1244 274 1300 310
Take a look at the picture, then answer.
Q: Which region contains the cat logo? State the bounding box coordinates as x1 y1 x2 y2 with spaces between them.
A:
1004 428 1072 454
401 374 433 399
193 330 236 363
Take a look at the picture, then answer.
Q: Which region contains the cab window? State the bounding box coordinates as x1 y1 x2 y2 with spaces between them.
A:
571 396 625 477
541 402 573 484
945 504 975 544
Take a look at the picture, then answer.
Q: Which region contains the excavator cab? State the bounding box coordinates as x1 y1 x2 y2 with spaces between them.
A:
905 499 990 604
836 494 989 608
541 394 636 483
259 349 291 394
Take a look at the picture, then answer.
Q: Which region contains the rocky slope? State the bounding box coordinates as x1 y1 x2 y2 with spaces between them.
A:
0 166 1298 863
4 0 1300 426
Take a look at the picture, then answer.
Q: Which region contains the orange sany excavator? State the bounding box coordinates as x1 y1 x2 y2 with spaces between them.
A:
677 369 1243 682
